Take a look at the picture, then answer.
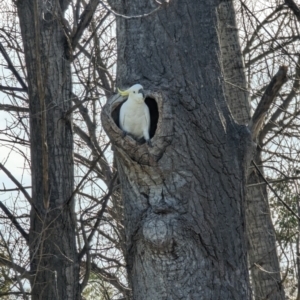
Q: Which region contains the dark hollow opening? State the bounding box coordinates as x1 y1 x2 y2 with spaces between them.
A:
111 97 159 141
145 97 158 139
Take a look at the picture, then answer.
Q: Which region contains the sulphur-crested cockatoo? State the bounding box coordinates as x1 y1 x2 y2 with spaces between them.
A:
118 84 151 146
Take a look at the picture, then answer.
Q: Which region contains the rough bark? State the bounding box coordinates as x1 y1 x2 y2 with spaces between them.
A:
247 150 284 300
103 0 252 298
17 0 80 299
217 3 286 299
217 0 250 125
247 66 287 300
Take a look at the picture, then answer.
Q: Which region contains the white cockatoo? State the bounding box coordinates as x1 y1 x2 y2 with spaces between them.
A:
118 84 151 146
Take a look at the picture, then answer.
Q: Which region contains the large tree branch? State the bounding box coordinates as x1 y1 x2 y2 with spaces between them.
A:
0 85 27 92
0 201 29 242
249 66 288 140
0 42 28 92
0 104 29 113
71 0 100 49
0 255 31 280
285 0 300 22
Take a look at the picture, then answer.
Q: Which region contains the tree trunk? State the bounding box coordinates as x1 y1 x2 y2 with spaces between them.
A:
103 0 251 298
217 1 250 125
217 2 285 299
17 1 80 299
246 149 285 300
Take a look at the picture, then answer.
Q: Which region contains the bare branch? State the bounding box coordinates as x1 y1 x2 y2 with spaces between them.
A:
0 255 31 280
0 85 27 92
0 41 28 91
247 176 300 188
249 66 288 140
79 207 91 292
0 186 31 192
0 292 31 297
0 201 29 242
0 163 40 215
259 56 300 142
0 164 32 204
90 262 131 296
78 172 118 261
73 11 110 58
65 150 108 206
0 104 29 113
71 0 100 49
73 96 112 181
74 152 105 180
285 0 300 22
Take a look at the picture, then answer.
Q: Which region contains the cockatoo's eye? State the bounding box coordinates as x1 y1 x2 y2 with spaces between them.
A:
133 91 136 93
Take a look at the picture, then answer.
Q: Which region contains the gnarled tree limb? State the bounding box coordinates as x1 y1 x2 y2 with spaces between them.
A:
249 66 288 140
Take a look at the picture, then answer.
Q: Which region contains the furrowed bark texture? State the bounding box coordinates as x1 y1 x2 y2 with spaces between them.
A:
17 1 80 299
217 1 250 125
247 150 284 300
103 0 252 298
217 3 285 299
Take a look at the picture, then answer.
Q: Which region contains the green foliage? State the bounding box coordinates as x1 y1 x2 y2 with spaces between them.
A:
270 181 299 243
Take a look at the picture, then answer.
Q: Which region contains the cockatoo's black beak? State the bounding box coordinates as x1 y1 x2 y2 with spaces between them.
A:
139 89 145 98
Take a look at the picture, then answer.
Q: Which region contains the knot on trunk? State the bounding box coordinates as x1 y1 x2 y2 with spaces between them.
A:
138 214 198 261
101 91 173 166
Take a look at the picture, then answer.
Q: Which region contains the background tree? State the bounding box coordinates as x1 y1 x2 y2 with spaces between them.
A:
238 1 300 298
0 1 128 299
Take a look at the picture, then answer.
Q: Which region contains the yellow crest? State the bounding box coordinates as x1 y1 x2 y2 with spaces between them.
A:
117 88 129 97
